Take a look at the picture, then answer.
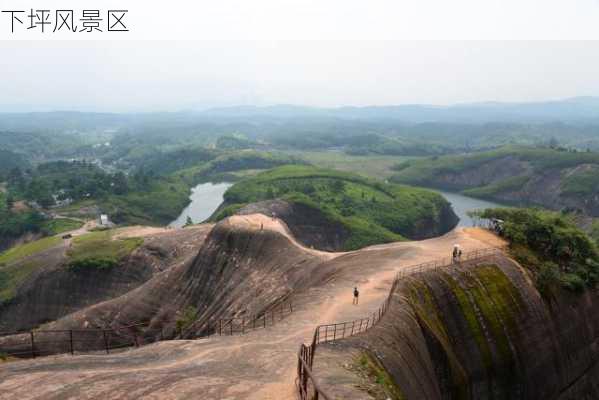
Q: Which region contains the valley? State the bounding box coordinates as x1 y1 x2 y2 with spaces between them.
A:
2 100 599 400
0 214 507 400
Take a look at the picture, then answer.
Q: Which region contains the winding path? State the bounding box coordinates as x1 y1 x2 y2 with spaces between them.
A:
0 215 505 400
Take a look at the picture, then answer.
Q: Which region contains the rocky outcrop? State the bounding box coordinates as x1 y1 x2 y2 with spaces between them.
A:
0 227 209 333
4 216 333 340
236 200 351 251
333 255 599 399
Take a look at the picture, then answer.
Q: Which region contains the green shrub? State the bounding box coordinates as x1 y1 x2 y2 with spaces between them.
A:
211 204 244 222
561 273 586 292
355 352 405 400
176 306 198 334
479 207 599 291
41 218 83 236
68 257 117 271
536 262 561 296
66 231 143 271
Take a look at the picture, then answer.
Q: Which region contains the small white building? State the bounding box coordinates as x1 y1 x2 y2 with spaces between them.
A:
100 214 109 226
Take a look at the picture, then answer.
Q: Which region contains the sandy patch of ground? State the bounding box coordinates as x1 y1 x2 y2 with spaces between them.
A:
10 200 29 213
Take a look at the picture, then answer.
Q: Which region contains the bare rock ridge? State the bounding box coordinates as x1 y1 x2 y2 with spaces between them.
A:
2 214 334 345
317 254 599 399
0 226 211 333
2 213 598 400
236 200 351 251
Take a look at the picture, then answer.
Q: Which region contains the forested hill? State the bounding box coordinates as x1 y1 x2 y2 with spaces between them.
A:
391 145 599 217
212 165 458 250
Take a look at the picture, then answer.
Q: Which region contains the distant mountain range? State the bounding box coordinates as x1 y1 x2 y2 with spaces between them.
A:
1 97 599 132
202 97 599 123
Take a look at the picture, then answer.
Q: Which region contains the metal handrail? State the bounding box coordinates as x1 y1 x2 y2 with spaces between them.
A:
217 300 293 335
0 322 161 359
296 245 507 399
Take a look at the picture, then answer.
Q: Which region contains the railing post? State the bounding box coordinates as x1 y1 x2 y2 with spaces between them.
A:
219 320 222 335
333 324 337 341
242 317 245 335
70 330 74 355
102 330 109 354
230 319 233 335
30 331 35 359
263 314 266 328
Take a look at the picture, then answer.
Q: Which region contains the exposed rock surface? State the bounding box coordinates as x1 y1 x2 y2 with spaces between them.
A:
317 255 599 400
0 226 211 333
236 200 351 251
0 222 500 400
0 215 334 342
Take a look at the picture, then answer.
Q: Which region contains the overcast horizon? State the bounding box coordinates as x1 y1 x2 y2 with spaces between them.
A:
2 41 599 113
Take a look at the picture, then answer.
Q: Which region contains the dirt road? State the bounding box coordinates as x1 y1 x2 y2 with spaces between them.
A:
0 214 505 400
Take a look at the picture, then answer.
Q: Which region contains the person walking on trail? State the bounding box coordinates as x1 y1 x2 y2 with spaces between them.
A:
353 287 359 305
452 244 459 263
271 211 276 220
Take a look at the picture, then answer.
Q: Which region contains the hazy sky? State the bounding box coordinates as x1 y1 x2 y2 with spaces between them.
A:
1 41 599 112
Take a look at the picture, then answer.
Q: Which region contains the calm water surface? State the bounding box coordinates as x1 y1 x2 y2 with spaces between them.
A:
170 182 232 228
170 183 505 229
435 190 506 227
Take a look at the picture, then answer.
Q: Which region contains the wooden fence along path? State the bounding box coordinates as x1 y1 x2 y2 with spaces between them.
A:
296 246 507 400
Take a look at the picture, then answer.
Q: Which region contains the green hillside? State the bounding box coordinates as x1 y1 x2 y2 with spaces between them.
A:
214 165 458 250
391 145 599 217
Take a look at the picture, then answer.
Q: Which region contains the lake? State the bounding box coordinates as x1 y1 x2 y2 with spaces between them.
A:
169 182 233 228
170 182 504 229
435 190 505 227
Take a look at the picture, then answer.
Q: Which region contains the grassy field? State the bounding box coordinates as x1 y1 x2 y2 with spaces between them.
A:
41 218 84 235
0 260 46 303
0 235 64 303
0 229 144 304
0 236 62 266
67 230 143 270
284 150 418 179
216 165 456 250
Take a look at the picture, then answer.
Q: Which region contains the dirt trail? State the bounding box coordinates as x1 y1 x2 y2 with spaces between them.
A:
0 214 505 400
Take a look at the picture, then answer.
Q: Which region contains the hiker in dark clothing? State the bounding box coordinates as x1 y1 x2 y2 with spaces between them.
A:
353 287 359 305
